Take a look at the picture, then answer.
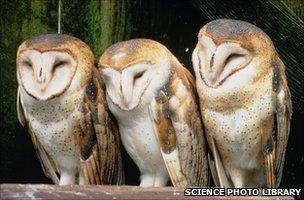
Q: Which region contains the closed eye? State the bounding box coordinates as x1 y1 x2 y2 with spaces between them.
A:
53 60 69 69
224 53 245 66
133 70 146 85
216 52 252 85
23 60 32 68
134 71 145 79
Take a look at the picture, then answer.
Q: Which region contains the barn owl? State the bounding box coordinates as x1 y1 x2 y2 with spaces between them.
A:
98 39 209 187
192 19 292 188
17 34 124 185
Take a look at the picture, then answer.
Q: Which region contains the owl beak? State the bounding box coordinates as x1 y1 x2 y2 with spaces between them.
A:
206 53 219 84
120 71 143 110
121 79 133 109
197 51 220 87
35 67 47 92
209 62 224 85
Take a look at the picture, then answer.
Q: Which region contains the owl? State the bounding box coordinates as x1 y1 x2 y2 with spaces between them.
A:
192 19 292 188
17 34 124 185
98 39 209 187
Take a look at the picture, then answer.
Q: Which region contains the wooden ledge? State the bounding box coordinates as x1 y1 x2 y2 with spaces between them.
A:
0 184 294 200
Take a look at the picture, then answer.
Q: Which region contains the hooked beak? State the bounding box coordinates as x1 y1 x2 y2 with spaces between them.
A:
121 74 133 109
120 69 147 110
102 66 148 111
34 67 48 92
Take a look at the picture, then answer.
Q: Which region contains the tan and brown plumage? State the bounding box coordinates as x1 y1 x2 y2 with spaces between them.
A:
17 34 123 185
192 19 292 188
78 67 124 185
150 58 209 187
264 56 292 187
99 39 209 187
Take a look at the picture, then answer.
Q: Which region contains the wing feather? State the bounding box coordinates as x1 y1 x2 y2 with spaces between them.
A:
273 56 292 187
149 57 209 187
17 87 26 126
150 96 187 187
28 126 60 184
78 67 124 185
17 86 60 184
263 56 292 188
208 137 234 187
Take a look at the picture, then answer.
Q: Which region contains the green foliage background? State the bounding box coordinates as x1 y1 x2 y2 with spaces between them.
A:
0 0 303 187
0 0 134 182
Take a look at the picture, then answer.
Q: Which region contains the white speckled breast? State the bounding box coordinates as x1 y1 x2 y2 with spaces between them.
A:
20 89 84 170
197 69 274 186
203 90 273 167
108 98 167 175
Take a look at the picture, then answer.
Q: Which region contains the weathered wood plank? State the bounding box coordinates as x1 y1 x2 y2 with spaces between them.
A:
0 184 294 200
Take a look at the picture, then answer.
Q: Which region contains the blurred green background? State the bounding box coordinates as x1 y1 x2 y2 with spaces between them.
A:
0 0 303 188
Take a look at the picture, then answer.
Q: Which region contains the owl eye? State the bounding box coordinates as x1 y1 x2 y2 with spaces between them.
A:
23 60 32 69
53 60 68 69
224 53 246 68
134 70 145 79
133 70 146 85
225 53 244 64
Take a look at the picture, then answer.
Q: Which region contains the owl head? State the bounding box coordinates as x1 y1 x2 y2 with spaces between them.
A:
17 34 94 101
192 19 276 88
99 39 173 111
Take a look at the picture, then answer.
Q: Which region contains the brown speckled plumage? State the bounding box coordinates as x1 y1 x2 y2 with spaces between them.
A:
17 34 123 185
151 60 210 186
200 19 274 51
193 19 292 188
99 39 168 70
100 39 209 187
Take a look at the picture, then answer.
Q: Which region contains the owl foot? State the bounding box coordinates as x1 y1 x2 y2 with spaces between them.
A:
59 169 76 185
139 172 169 187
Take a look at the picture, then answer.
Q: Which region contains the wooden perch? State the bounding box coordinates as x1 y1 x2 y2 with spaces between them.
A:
0 184 294 200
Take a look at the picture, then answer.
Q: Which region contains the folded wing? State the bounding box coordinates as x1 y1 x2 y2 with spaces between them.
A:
149 57 209 187
78 67 124 185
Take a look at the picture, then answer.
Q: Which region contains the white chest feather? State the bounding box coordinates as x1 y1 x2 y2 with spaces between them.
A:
108 100 165 174
197 70 274 169
30 110 81 169
21 90 83 170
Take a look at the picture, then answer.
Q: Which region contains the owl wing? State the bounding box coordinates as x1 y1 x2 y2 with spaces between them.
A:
263 56 292 187
78 67 124 185
17 87 26 126
17 87 60 184
207 136 234 187
149 59 209 187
